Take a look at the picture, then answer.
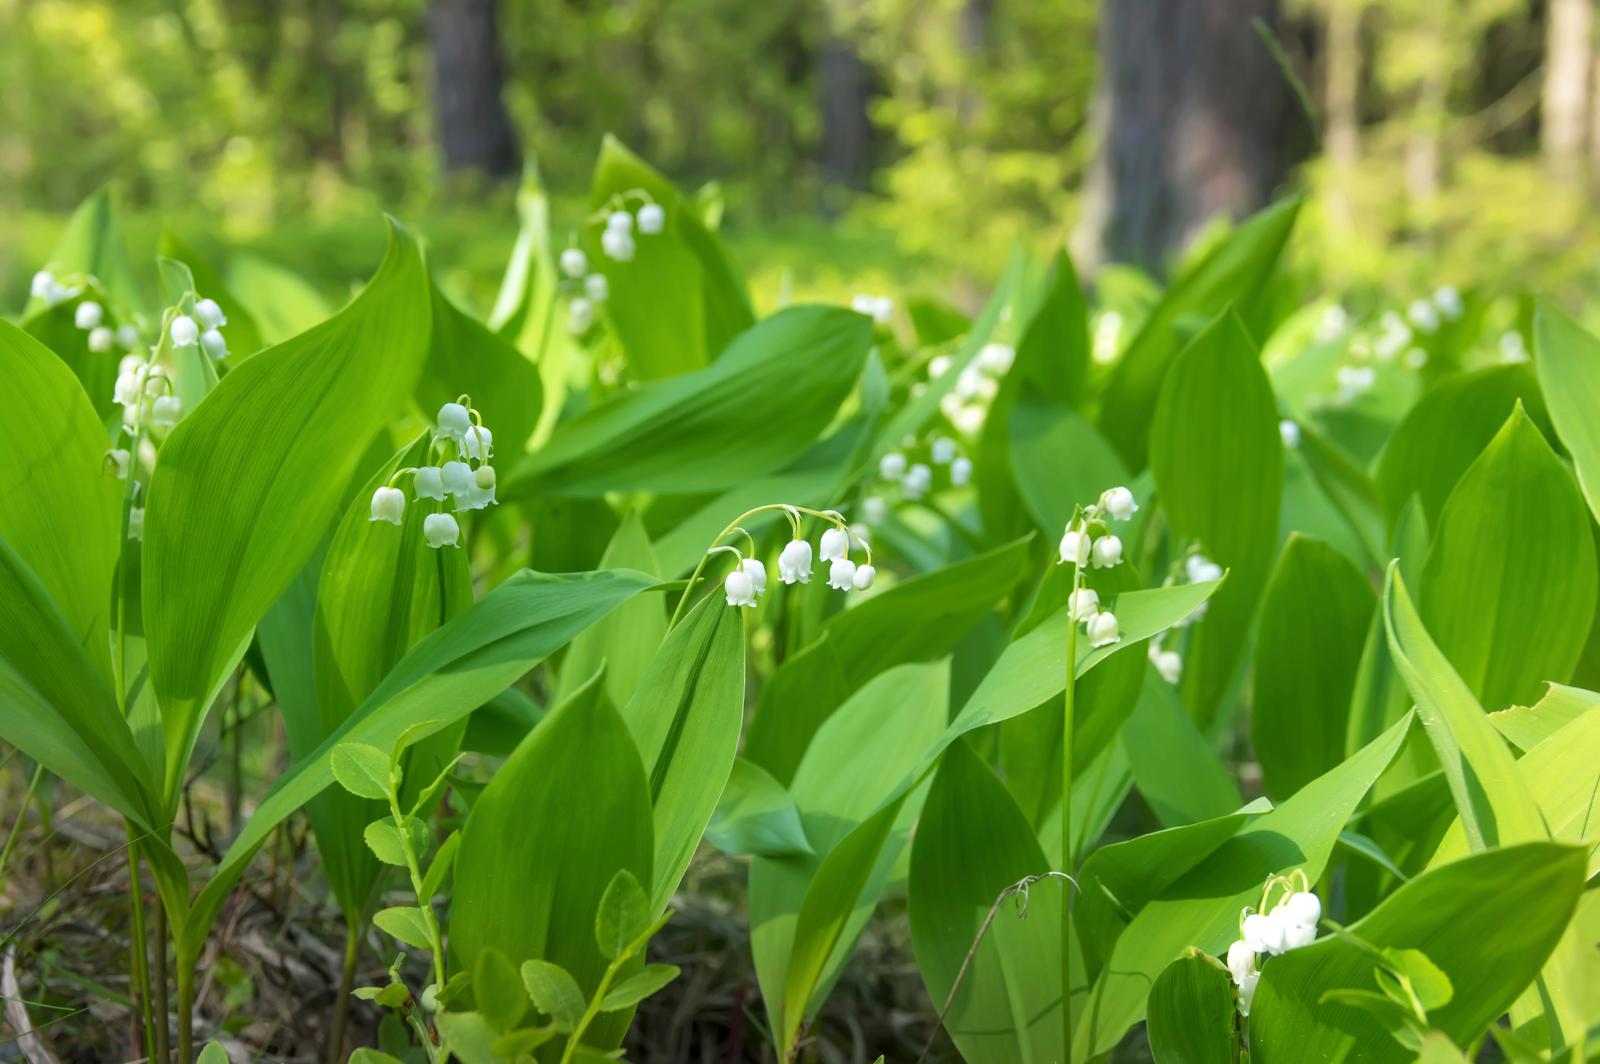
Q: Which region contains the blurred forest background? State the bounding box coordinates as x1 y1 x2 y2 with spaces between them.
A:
2 0 1599 308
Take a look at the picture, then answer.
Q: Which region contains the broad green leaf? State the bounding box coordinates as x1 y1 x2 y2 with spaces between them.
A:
594 869 651 961
1346 497 1429 763
1074 713 1412 1059
510 305 870 496
588 135 754 378
1418 407 1596 714
909 741 1064 1064
143 219 431 810
1249 843 1587 1062
1374 364 1552 528
615 593 744 911
28 186 142 314
1536 302 1600 523
1099 197 1300 469
600 964 680 1012
452 680 652 1051
373 905 432 950
423 275 542 452
225 251 331 344
434 1011 501 1064
0 318 122 685
1489 682 1599 751
556 511 665 710
521 959 586 1031
474 946 527 1033
1253 535 1375 798
1147 954 1239 1064
705 758 812 858
1121 677 1242 828
488 167 564 442
362 819 408 867
158 229 266 359
1008 402 1128 538
330 743 390 801
1149 311 1283 726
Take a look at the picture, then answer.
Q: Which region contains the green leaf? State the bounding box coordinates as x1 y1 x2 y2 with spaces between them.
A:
143 219 431 811
588 136 755 379
909 741 1064 1064
1074 713 1412 1059
1149 309 1283 726
362 819 408 867
473 945 527 1033
420 830 460 901
1099 197 1300 469
1417 406 1596 712
1008 402 1129 538
1249 843 1587 1062
599 963 680 1011
423 275 542 452
1147 954 1239 1064
616 594 744 910
330 743 391 801
226 251 331 344
594 869 651 961
195 1043 230 1064
1120 677 1243 828
434 1010 503 1064
349 1049 407 1064
29 186 142 314
511 305 869 496
556 511 665 710
373 906 432 950
158 229 266 359
706 758 813 858
520 959 587 1031
1252 535 1375 797
1536 301 1600 523
1488 682 1599 752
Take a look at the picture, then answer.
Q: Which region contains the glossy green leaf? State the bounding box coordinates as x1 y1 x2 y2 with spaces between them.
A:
510 305 870 496
423 276 542 452
1253 535 1375 798
28 186 142 314
1249 843 1587 1062
556 511 665 710
362 819 408 867
329 743 391 801
1121 677 1242 828
473 946 527 1032
1099 197 1300 469
1536 301 1600 522
1488 682 1599 751
158 229 266 359
1149 310 1283 726
909 741 1065 1064
143 219 431 810
705 758 812 858
1147 954 1239 1064
1418 406 1596 713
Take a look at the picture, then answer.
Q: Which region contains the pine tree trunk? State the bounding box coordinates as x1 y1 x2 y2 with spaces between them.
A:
1324 0 1362 225
428 0 520 179
1544 0 1593 179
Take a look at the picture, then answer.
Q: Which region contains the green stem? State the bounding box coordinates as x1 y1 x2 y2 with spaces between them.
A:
667 503 843 629
176 960 194 1064
1061 559 1082 1063
389 790 446 993
327 922 360 1064
558 915 670 1064
113 414 149 702
152 900 171 1064
0 762 42 879
124 827 157 1057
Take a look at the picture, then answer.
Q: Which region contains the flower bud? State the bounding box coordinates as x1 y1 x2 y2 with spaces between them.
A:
437 402 472 440
1086 610 1120 648
1058 529 1090 567
778 539 813 584
30 271 54 300
607 210 634 233
420 984 439 1013
151 395 182 427
414 466 447 500
474 465 496 491
1068 588 1099 622
862 496 888 525
460 426 493 461
75 301 104 330
585 274 609 302
568 296 595 334
441 460 474 496
128 506 145 541
201 328 228 360
1152 649 1182 684
852 563 876 590
117 324 141 350
170 315 199 347
740 557 768 596
601 228 635 262
928 354 953 378
370 486 406 525
88 326 114 352
1226 940 1256 985
950 456 972 487
1278 419 1300 448
1284 891 1320 928
560 247 588 278
724 568 758 607
903 463 932 499
106 448 130 480
931 437 957 464
879 451 907 480
819 527 849 562
1237 970 1259 1017
113 369 142 407
423 512 460 548
637 203 665 234
1091 534 1123 569
195 297 227 329
828 557 857 590
1187 553 1223 584
1101 486 1137 521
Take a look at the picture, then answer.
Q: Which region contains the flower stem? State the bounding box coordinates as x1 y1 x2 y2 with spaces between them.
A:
666 503 849 628
1061 558 1082 1063
123 825 157 1057
389 787 446 994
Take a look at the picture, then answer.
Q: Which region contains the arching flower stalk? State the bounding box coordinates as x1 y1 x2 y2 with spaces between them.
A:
1226 869 1323 1017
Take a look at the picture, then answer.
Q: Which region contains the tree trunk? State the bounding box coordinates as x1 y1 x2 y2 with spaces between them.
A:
818 9 873 212
1544 0 1593 179
428 0 520 179
1323 0 1362 226
1075 0 1300 275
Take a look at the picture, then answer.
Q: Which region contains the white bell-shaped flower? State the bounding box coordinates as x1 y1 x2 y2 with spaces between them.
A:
457 465 498 510
1086 610 1120 648
119 353 143 375
150 395 182 427
170 315 199 347
75 301 104 330
1092 534 1123 569
903 463 932 499
441 460 474 497
194 297 227 329
560 247 588 278
952 405 986 435
1187 553 1224 584
1243 911 1286 956
778 539 813 584
862 496 888 525
1226 940 1257 986
1279 419 1300 448
1407 298 1440 333
423 512 460 548
201 328 228 360
607 210 634 233
1152 649 1183 684
601 228 635 262
1433 285 1463 320
928 354 953 378
128 506 145 541
88 326 114 352
414 466 447 500
852 564 876 590
46 279 78 305
828 557 857 590
637 203 665 234
819 527 849 562
1101 486 1137 521
117 324 141 349
1283 922 1317 950
585 274 609 302
1236 970 1260 1016
1284 891 1320 928
437 402 472 441
370 486 406 525
931 437 957 464
113 369 142 407
30 271 54 300
739 558 768 598
871 296 893 324
107 448 131 480
568 296 595 333
1068 587 1099 621
950 456 972 487
460 426 493 461
724 567 758 607
1059 528 1090 567
879 451 907 480
978 342 1015 374
954 365 983 401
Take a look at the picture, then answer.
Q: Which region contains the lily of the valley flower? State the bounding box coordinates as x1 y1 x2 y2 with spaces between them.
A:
740 558 767 597
1091 534 1123 569
1150 645 1182 684
950 456 972 486
88 326 114 352
828 557 857 590
819 526 849 562
437 402 472 441
585 274 609 302
602 227 635 262
779 539 813 584
637 203 665 234
150 395 182 427
414 466 447 500
608 210 634 233
852 563 876 590
931 437 957 464
569 297 595 333
1068 587 1099 621
106 448 130 480
201 328 228 360
75 301 103 330
461 426 493 461
1086 610 1120 648
977 342 1014 374
128 507 145 541
117 324 140 349
862 496 888 525
170 315 199 347
370 486 406 525
195 298 227 329
1100 486 1137 521
423 512 460 549
1059 529 1091 567
30 271 54 300
1226 940 1260 1017
1279 419 1300 448
879 451 907 480
903 463 932 499
725 568 758 607
560 247 588 278
441 460 474 497
1187 553 1224 584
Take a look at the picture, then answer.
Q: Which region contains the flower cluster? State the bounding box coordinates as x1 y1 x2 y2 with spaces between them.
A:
1058 486 1138 648
112 355 181 430
31 269 81 307
850 294 894 325
1226 872 1322 1016
702 505 874 611
931 341 1013 436
368 397 498 549
168 297 231 361
561 193 665 336
1166 549 1223 628
34 269 145 355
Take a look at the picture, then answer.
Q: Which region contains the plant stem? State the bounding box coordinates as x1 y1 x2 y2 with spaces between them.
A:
327 922 360 1064
1061 560 1082 1064
152 901 171 1064
558 915 670 1064
667 503 851 629
124 826 157 1057
389 791 446 993
0 762 42 879
176 958 194 1064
